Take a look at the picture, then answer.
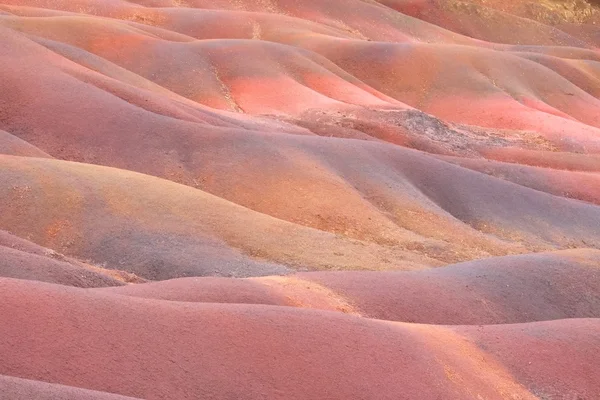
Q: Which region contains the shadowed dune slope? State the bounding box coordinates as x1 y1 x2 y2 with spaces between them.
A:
0 129 51 158
0 230 139 286
0 246 125 287
439 154 600 204
2 277 600 399
0 375 142 400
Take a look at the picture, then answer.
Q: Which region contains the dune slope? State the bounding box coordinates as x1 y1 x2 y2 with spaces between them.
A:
1 0 600 398
2 278 600 399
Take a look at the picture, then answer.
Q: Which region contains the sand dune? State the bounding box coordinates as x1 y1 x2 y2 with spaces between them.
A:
1 0 600 397
2 277 600 399
98 250 600 324
298 249 600 324
3 151 600 278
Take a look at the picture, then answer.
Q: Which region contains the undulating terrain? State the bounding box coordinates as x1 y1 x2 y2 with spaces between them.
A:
1 0 600 398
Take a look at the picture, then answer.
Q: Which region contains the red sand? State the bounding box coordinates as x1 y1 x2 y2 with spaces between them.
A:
1 0 600 397
98 250 600 324
3 277 600 399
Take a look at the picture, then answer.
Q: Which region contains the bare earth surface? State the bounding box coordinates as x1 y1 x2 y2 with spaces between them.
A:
1 0 600 398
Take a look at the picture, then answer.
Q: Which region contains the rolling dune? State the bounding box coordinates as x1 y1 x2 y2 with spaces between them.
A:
97 250 600 324
2 277 600 399
1 0 599 398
